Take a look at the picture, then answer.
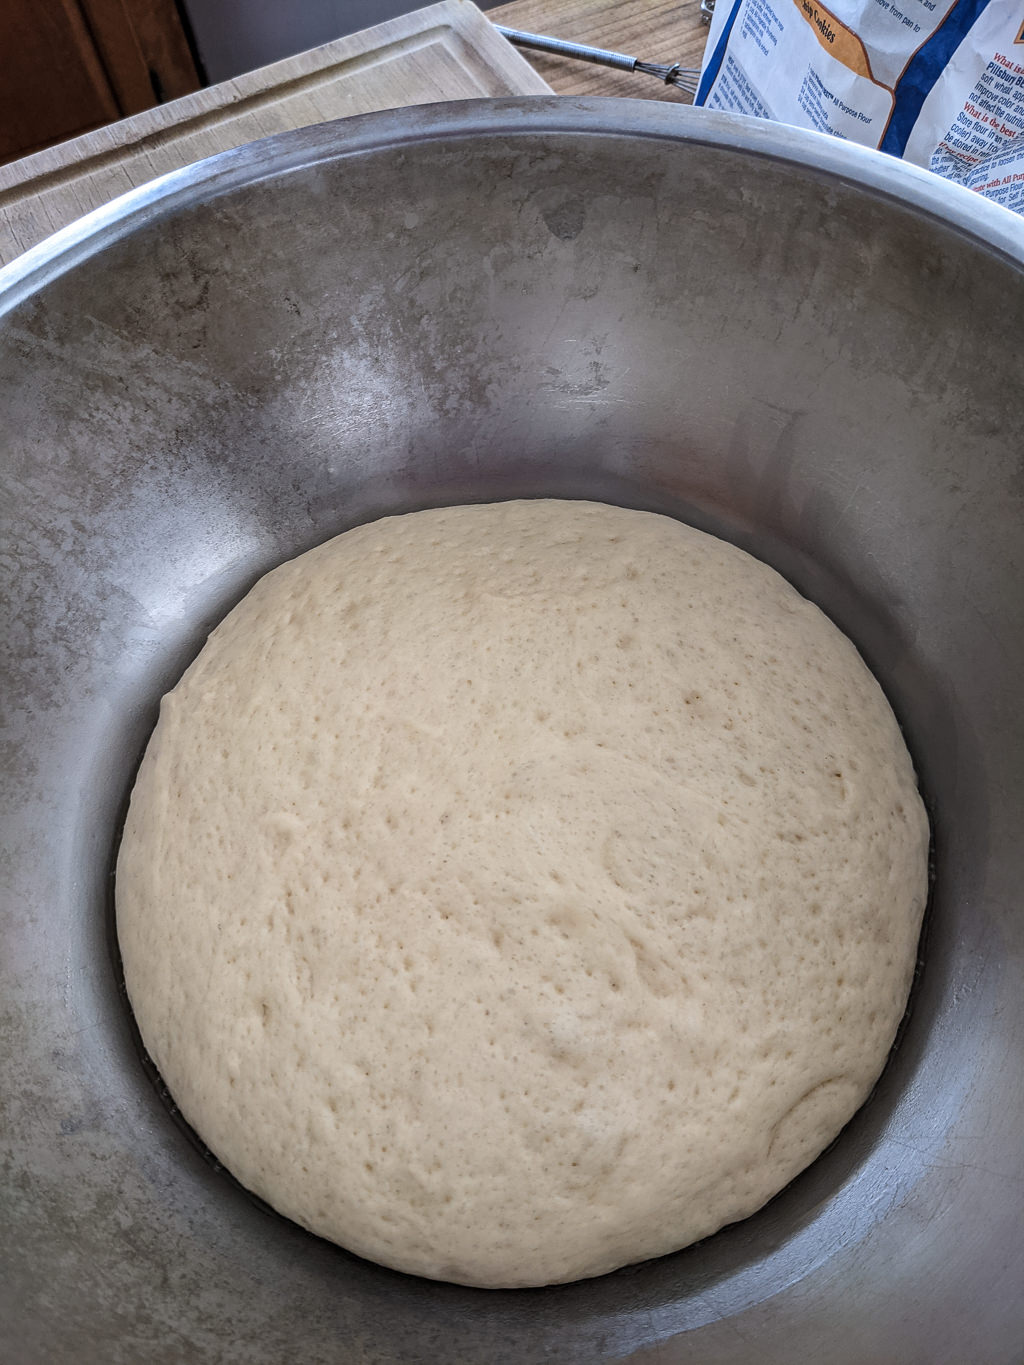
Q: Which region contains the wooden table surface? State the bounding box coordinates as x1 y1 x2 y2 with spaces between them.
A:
486 0 709 103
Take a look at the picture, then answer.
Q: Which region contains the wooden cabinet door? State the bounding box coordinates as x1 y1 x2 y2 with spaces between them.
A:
0 0 200 163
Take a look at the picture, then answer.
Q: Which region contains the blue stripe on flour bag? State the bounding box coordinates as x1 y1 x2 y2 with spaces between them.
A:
880 0 992 157
696 0 746 104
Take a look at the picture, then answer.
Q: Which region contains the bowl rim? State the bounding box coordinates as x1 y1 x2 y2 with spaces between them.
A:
1 96 1022 319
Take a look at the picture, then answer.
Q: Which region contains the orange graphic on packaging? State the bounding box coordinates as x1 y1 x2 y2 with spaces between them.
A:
794 0 879 82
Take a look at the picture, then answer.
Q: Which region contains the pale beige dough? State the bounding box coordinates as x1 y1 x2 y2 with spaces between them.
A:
116 499 929 1287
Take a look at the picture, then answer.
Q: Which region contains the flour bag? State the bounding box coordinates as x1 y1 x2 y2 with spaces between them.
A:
697 1 1024 213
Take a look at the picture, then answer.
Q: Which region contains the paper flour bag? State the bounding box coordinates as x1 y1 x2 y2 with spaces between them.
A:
696 1 1024 213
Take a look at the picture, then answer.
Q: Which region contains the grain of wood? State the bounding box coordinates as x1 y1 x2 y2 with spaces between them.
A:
0 0 551 268
78 0 201 114
488 0 710 102
78 0 167 116
0 2 122 163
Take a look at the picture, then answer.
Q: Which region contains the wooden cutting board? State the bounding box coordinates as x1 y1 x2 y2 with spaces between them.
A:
0 0 551 269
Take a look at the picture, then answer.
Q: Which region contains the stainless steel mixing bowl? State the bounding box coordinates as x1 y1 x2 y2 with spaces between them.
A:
2 98 1022 1364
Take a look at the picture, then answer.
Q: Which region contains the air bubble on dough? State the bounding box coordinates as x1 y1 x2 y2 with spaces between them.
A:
116 499 929 1288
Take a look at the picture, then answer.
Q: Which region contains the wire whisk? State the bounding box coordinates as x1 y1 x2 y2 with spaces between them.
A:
494 25 700 96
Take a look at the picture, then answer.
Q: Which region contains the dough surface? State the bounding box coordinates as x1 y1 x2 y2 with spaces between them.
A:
116 499 929 1287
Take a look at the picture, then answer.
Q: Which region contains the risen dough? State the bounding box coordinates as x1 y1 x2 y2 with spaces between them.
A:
116 500 928 1287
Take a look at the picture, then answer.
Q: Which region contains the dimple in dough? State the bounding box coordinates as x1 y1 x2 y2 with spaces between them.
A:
116 499 929 1288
